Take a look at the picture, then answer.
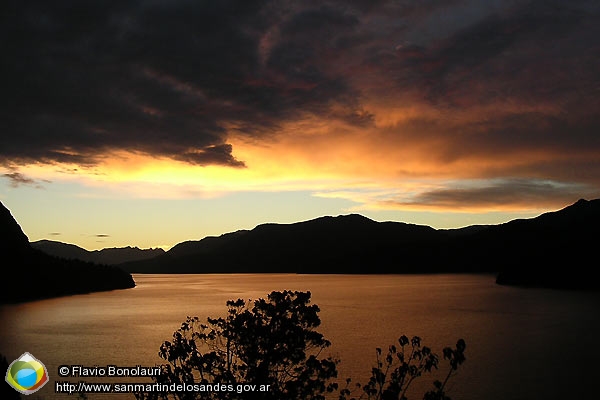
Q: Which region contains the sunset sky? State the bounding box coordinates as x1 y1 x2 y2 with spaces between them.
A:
1 0 599 250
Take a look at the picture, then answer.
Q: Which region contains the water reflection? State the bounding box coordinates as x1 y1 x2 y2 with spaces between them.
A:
1 273 598 400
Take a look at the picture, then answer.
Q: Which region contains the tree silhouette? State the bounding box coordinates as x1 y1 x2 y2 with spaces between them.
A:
135 290 338 400
136 291 465 400
337 336 466 400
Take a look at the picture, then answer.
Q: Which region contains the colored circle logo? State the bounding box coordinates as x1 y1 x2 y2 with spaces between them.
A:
5 352 49 395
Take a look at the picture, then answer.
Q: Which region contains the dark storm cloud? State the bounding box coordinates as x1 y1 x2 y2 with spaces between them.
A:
413 111 600 168
0 0 366 168
174 144 245 167
262 5 365 119
387 0 599 106
384 179 594 209
1 0 264 167
374 0 600 186
1 0 599 184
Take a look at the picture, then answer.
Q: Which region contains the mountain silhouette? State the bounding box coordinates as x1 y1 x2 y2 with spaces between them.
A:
0 201 136 304
120 214 447 274
0 199 30 255
489 198 599 289
119 198 599 289
31 239 165 265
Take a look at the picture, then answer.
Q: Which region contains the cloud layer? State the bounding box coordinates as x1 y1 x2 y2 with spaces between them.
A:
2 0 599 208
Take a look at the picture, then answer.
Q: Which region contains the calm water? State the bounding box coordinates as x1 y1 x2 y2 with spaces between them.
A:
1 274 599 400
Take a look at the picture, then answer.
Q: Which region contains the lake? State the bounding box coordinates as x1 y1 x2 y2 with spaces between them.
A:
1 273 599 400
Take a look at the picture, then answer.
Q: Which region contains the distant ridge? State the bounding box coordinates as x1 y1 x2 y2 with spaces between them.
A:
31 239 165 265
119 198 600 290
120 213 445 274
0 201 136 304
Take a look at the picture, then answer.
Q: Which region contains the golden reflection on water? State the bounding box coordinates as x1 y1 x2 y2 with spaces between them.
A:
1 273 599 400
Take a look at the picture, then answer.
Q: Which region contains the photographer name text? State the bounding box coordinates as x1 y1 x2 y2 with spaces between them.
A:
58 364 161 377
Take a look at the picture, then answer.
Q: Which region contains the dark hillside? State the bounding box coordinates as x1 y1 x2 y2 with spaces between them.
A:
120 199 600 290
0 201 135 304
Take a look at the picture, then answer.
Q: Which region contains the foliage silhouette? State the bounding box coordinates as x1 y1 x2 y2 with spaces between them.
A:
337 336 466 400
134 290 338 400
135 291 465 400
